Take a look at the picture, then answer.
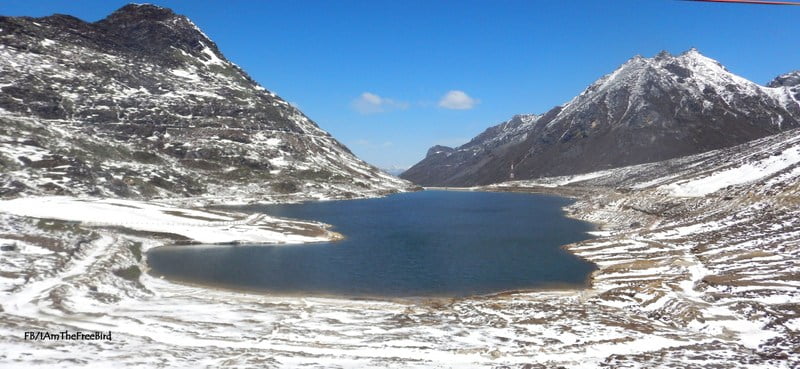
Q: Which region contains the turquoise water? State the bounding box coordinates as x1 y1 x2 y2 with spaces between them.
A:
147 190 596 297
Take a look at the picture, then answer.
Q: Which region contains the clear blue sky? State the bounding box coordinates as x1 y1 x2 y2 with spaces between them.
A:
2 1 798 169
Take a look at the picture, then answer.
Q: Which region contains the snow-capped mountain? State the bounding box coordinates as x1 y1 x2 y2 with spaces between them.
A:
0 4 411 201
402 49 800 186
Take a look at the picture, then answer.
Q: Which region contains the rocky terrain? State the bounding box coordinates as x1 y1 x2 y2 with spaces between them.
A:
402 50 800 186
0 4 411 202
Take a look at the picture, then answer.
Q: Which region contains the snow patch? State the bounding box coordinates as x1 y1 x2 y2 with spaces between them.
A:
169 68 201 82
0 197 329 244
665 146 800 197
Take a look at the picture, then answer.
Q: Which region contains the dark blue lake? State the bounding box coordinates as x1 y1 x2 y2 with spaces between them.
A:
146 190 597 298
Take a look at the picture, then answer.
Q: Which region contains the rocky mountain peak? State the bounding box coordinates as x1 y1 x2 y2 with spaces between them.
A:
99 3 178 24
94 3 220 64
681 47 700 56
768 71 800 88
617 48 717 72
563 48 755 120
654 49 672 60
767 70 800 102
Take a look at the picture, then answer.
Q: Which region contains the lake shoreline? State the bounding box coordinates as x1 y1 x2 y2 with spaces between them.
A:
147 190 598 299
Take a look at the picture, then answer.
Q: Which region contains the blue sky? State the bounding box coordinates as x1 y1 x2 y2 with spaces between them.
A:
2 1 798 169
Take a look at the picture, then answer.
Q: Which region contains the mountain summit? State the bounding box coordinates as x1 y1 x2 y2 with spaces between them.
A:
401 49 800 186
94 3 224 65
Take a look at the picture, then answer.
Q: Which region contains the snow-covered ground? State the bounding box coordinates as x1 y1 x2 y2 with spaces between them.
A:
0 196 336 244
0 130 797 368
663 145 800 197
1 191 795 368
2 134 800 367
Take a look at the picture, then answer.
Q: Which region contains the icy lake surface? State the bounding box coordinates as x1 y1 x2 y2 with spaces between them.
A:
147 191 597 297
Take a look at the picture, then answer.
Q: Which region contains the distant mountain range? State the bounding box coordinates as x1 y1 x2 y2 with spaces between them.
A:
401 49 800 186
0 4 410 200
380 165 410 176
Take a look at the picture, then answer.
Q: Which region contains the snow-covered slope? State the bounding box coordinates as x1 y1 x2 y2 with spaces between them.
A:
403 49 800 186
0 4 411 202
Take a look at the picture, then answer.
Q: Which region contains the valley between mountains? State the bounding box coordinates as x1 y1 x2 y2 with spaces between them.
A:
1 3 799 369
